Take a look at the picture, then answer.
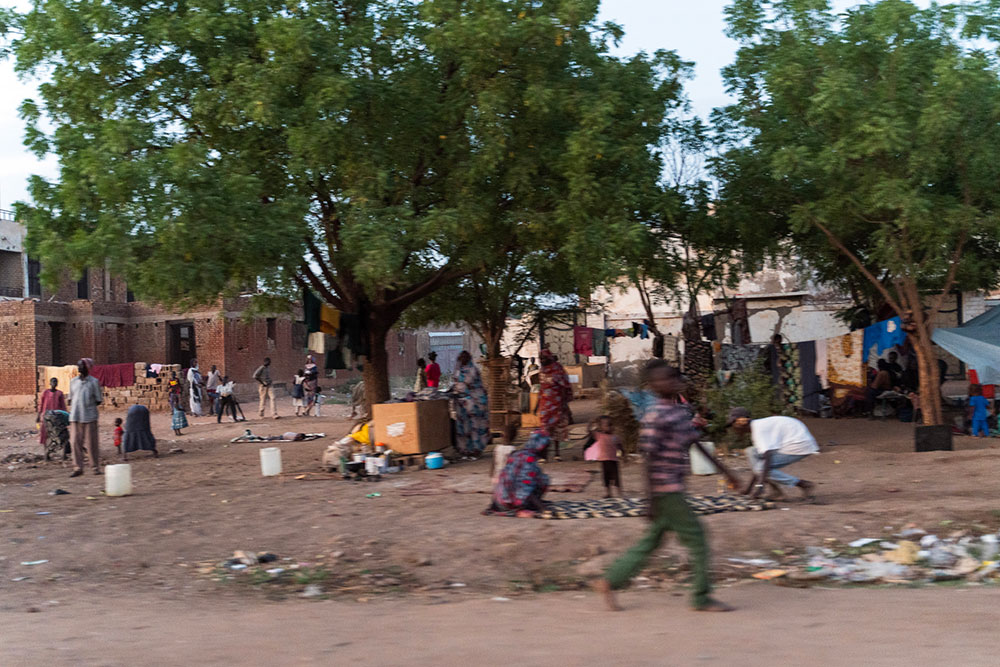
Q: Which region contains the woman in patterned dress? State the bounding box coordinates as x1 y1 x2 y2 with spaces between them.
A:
535 349 572 461
451 350 490 459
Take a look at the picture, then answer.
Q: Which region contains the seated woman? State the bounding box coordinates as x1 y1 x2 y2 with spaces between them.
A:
489 431 550 516
121 404 158 460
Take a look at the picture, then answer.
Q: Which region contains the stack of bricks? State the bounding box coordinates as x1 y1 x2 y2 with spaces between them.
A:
100 363 179 413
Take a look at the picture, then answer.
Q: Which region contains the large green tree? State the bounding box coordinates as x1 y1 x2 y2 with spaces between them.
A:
717 0 1000 425
8 0 674 405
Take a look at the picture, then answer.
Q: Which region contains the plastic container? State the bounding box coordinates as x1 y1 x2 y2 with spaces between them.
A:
260 447 282 477
425 452 444 470
105 463 133 496
690 442 717 475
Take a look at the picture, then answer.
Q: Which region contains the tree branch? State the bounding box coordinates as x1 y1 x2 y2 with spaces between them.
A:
296 264 346 311
931 229 968 316
386 264 472 311
811 216 904 315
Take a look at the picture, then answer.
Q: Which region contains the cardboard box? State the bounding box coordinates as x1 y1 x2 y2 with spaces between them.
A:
372 400 452 455
563 363 605 395
519 392 541 428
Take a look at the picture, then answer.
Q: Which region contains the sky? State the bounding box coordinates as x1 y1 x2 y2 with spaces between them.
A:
0 0 929 210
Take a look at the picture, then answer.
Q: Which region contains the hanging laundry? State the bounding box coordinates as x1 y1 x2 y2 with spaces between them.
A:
815 338 829 388
662 335 680 367
827 330 865 387
573 326 594 356
778 343 802 409
797 341 822 413
719 344 766 372
592 328 609 357
307 331 326 354
730 299 752 346
862 316 907 362
639 323 650 340
303 288 342 335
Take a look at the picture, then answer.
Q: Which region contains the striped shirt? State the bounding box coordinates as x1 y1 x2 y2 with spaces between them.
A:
639 398 701 494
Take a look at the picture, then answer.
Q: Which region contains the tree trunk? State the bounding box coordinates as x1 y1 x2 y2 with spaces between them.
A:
910 328 943 426
484 326 504 360
362 320 391 410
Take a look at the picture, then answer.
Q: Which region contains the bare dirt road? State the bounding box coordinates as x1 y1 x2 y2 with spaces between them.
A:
3 400 1000 665
4 586 999 666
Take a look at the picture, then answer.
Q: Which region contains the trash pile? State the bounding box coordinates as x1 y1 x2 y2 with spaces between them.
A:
3 452 45 466
739 526 1000 586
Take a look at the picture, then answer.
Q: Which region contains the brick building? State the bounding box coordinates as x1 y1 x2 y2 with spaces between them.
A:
0 213 481 411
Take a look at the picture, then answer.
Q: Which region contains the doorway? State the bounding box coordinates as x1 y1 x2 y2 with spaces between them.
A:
170 323 196 369
50 322 65 366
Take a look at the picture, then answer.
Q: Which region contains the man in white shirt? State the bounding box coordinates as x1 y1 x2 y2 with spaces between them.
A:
727 408 818 501
205 364 222 416
216 377 239 423
68 358 103 477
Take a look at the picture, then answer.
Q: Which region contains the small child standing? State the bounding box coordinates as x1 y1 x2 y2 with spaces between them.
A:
968 384 991 437
113 417 124 459
585 415 624 498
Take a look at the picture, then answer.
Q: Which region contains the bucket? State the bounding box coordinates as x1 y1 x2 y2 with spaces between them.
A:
105 463 133 496
260 447 282 477
425 452 444 470
690 442 717 475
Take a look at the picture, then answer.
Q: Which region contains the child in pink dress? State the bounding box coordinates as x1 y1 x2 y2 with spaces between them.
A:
585 416 624 498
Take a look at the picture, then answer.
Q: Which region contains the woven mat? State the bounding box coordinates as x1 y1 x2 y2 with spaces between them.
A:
397 470 595 497
484 494 775 519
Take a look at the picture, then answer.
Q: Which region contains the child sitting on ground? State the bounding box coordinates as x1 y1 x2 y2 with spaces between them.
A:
968 384 991 437
584 415 624 498
113 417 124 458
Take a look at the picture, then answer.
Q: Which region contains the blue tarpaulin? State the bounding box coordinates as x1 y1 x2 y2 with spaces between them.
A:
932 307 1000 385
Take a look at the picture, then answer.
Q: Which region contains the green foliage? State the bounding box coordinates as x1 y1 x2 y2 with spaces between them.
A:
715 0 1000 423
703 363 783 442
6 0 684 402
717 0 1000 304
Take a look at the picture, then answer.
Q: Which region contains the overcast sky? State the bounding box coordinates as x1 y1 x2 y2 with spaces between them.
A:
0 0 929 210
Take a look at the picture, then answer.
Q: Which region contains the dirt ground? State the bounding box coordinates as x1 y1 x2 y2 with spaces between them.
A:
3 397 1000 665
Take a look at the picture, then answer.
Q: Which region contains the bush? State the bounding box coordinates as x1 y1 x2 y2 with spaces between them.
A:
703 362 784 445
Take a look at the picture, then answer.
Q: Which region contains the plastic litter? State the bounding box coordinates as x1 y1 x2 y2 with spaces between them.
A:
848 538 879 548
48 489 70 496
36 512 51 516
20 560 48 566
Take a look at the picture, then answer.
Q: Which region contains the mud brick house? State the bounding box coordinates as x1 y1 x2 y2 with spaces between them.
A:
0 213 479 411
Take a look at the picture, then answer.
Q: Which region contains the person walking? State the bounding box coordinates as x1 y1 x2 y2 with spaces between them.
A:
205 364 222 416
37 377 67 460
425 352 441 389
414 357 428 392
253 357 278 419
450 350 490 459
217 376 239 423
535 349 573 461
186 359 204 417
169 373 188 436
595 361 739 613
68 358 103 477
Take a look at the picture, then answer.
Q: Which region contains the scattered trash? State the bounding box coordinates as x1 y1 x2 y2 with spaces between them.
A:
747 529 1000 587
491 597 511 602
85 496 98 500
848 538 879 548
48 489 70 496
727 558 778 567
365 493 382 498
258 553 278 564
449 582 467 588
20 560 48 566
228 564 248 571
168 447 185 454
35 512 51 516
302 584 324 598
11 577 29 582
265 568 285 576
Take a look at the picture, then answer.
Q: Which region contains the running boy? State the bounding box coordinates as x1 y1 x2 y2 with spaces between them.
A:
594 360 740 612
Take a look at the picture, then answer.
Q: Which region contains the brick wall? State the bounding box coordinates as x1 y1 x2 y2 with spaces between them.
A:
0 301 38 408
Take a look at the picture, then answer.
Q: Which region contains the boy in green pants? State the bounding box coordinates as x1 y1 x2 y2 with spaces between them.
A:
594 360 740 612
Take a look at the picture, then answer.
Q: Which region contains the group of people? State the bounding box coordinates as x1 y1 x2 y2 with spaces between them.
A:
490 358 821 613
172 360 239 435
38 358 160 477
290 356 324 417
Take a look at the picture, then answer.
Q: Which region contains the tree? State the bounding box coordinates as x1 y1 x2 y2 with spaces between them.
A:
8 0 681 405
716 0 1000 425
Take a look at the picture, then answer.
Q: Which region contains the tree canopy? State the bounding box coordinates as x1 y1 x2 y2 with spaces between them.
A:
716 0 1000 424
9 0 685 402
